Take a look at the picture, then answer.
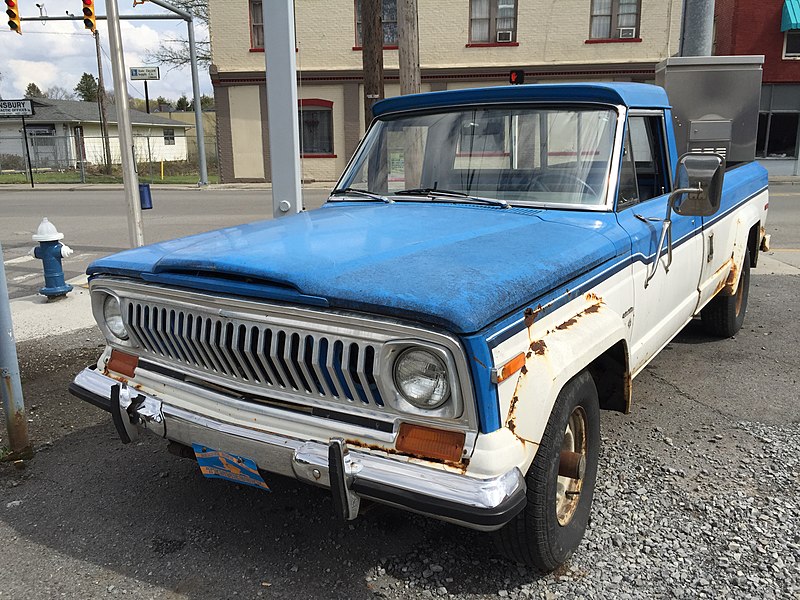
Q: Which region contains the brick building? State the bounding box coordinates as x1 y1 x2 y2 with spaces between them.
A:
209 0 683 183
715 0 800 175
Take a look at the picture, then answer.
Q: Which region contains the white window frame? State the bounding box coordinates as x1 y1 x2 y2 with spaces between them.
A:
783 30 800 60
468 0 518 44
589 0 642 40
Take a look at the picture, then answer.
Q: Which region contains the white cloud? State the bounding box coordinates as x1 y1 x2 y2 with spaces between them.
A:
0 11 211 103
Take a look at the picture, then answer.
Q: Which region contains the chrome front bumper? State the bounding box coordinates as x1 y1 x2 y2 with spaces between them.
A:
70 367 527 531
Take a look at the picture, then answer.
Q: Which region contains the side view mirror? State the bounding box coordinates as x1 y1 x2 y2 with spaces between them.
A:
672 153 725 217
644 153 725 288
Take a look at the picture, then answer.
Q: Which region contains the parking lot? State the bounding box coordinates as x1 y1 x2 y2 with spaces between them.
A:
1 185 799 599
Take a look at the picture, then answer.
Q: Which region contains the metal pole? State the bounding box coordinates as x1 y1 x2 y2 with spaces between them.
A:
0 243 31 460
21 115 34 189
263 0 302 217
144 80 150 114
21 14 185 21
78 129 86 183
680 0 715 56
104 0 145 247
95 30 113 174
187 19 208 185
143 0 208 187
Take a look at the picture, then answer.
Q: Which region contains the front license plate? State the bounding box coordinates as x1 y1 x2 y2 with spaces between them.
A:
192 443 270 491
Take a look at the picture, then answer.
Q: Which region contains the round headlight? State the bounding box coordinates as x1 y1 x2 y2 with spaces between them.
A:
103 294 129 340
393 348 450 409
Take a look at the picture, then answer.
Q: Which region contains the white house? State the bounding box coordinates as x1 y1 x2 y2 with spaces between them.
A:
0 98 190 170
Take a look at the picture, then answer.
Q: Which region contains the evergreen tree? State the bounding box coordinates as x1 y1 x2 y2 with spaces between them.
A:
74 73 99 102
175 95 190 111
24 83 44 98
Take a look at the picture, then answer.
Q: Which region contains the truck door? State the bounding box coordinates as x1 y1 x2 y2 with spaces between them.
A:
615 112 704 374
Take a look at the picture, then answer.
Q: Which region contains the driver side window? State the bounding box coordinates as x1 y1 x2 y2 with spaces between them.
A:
617 114 671 209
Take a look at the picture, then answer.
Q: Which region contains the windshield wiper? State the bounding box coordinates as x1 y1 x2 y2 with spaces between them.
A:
394 188 510 209
330 187 393 204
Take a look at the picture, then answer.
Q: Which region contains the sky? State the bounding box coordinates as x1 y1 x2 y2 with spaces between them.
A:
0 1 212 103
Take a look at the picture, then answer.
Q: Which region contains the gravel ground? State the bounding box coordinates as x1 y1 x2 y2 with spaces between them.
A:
1 273 799 599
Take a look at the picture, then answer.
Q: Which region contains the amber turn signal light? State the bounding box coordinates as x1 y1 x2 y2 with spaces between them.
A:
495 352 526 383
396 423 465 463
107 349 138 377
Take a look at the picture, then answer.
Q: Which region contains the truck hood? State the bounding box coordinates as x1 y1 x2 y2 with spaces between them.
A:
88 203 619 334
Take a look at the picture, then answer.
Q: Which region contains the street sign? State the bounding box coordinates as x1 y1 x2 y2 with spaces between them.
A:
0 99 33 117
130 67 160 81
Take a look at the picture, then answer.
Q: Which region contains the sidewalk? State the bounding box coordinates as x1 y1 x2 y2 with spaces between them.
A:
0 181 338 192
10 275 94 343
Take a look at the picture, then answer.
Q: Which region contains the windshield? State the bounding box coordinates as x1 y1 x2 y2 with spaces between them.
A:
336 105 618 207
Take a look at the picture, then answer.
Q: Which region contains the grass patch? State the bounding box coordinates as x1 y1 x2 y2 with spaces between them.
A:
0 172 220 185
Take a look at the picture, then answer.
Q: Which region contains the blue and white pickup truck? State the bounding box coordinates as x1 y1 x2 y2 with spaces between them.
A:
71 82 769 571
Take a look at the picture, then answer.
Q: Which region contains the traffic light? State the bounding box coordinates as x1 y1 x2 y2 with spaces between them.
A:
5 0 21 34
82 0 95 32
509 70 525 85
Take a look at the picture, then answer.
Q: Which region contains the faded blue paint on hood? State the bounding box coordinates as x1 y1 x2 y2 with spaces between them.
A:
87 203 620 334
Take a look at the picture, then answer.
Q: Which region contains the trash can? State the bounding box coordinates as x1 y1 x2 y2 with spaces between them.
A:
138 183 153 210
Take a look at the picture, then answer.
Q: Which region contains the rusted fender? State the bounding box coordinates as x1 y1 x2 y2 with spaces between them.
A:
495 295 628 449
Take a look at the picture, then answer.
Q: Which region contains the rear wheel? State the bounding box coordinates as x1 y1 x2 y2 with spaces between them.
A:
493 370 600 571
701 250 750 337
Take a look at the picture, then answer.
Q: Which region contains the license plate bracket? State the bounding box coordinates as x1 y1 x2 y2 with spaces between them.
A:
192 443 270 491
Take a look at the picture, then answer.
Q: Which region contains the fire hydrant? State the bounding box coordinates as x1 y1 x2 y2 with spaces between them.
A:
31 217 73 299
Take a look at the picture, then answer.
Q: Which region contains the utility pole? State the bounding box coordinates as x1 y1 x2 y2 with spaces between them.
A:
361 0 385 130
398 0 422 187
94 30 112 174
104 0 145 247
680 0 715 56
398 0 420 95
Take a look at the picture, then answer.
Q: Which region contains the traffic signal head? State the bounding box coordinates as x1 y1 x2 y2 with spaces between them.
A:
82 0 95 32
5 0 21 35
509 70 525 85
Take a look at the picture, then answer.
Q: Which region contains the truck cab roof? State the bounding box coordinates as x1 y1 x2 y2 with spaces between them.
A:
372 82 671 117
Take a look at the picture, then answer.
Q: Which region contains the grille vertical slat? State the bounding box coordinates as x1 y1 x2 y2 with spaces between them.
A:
298 335 324 396
231 324 257 382
193 316 217 372
341 342 362 403
285 333 311 393
356 346 378 406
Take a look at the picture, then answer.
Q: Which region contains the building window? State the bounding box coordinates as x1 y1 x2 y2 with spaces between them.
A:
163 128 175 146
785 30 800 58
757 112 799 158
250 0 264 49
589 0 640 39
355 0 397 47
299 100 334 156
469 0 517 44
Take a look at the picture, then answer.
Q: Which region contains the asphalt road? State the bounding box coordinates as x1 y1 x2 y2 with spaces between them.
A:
1 183 799 299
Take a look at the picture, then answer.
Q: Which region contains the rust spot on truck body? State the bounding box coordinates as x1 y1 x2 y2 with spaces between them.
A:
506 395 520 435
529 340 547 355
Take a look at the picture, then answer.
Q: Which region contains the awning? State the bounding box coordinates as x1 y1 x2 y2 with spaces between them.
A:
782 0 800 31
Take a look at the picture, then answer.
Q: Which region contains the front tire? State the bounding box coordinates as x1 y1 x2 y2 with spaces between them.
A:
493 370 600 571
701 250 750 337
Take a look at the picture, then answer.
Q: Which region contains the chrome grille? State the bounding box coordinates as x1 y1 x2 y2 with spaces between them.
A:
123 299 385 408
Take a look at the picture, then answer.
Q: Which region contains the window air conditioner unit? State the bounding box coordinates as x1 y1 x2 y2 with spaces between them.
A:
618 27 636 39
496 30 513 43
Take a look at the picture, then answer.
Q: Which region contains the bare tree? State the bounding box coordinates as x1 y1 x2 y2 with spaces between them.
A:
45 86 76 100
144 0 210 69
